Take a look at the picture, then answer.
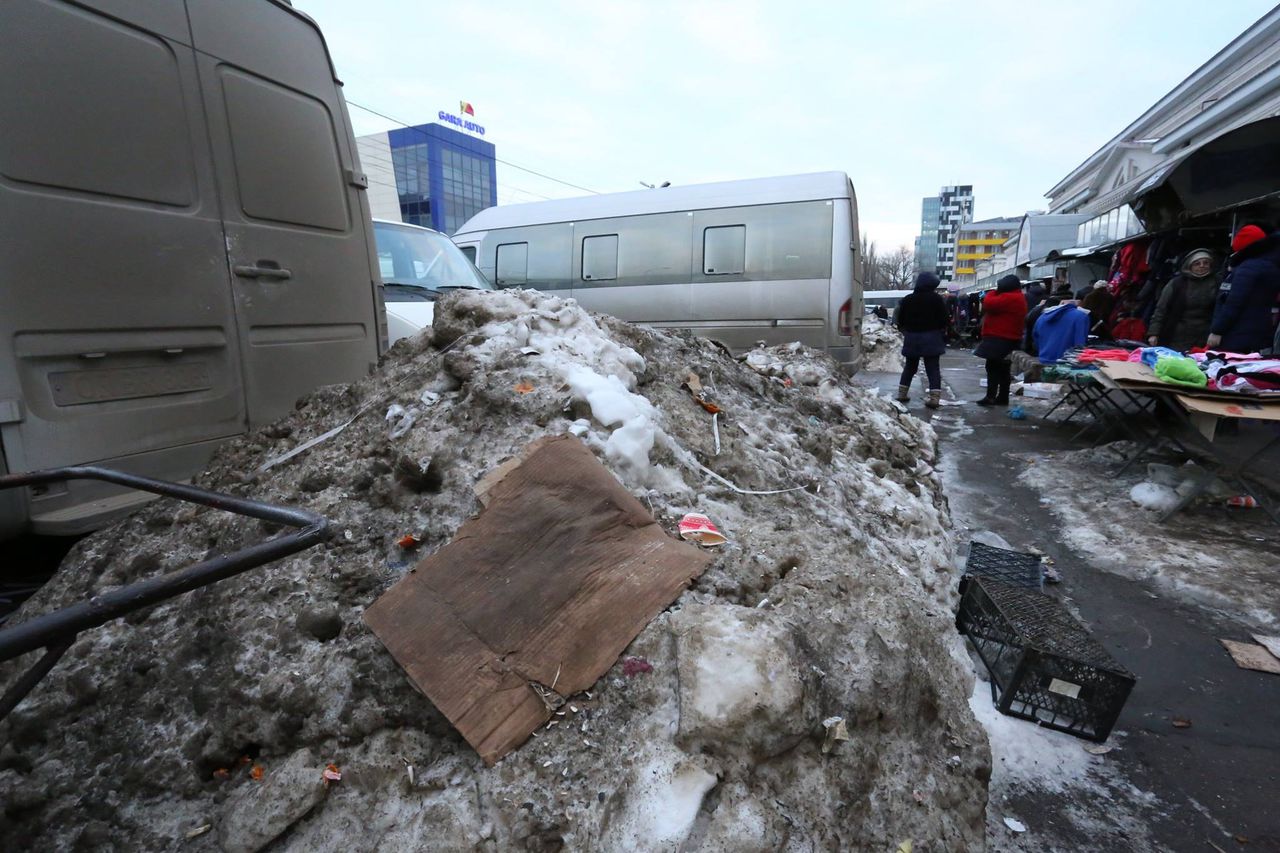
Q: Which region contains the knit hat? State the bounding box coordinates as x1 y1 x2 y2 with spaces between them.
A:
1092 280 1108 290
996 273 1021 292
1231 225 1266 253
1181 249 1213 277
914 271 940 290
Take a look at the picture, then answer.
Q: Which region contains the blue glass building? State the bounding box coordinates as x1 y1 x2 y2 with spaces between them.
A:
916 196 941 276
370 122 497 234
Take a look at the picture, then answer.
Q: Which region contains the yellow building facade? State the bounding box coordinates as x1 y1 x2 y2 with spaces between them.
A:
953 218 1022 284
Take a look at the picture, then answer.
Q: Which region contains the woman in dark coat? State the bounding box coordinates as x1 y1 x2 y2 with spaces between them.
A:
1147 249 1219 352
1209 225 1280 352
895 272 948 409
974 274 1028 406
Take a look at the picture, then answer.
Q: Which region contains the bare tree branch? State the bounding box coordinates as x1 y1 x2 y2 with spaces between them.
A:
865 242 916 289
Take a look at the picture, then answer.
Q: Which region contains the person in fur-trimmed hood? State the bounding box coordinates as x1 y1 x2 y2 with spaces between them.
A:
1209 226 1280 352
1148 248 1219 352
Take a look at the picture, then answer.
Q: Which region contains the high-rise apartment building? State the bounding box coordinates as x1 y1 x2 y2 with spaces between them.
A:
934 185 974 280
915 186 974 280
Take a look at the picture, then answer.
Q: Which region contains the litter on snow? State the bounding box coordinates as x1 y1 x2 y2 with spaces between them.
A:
1219 638 1280 674
677 512 728 547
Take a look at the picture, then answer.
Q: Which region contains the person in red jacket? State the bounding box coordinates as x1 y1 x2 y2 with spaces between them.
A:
974 274 1028 405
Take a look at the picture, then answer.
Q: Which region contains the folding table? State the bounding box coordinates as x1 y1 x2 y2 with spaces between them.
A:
1093 363 1280 529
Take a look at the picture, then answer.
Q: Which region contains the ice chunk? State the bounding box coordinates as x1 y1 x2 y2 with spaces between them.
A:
672 604 808 756
562 365 650 428
1129 482 1180 512
603 754 718 850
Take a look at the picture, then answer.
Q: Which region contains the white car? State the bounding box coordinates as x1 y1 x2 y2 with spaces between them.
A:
373 219 492 344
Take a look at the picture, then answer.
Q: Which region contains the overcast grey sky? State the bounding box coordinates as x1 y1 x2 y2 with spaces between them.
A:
297 0 1275 249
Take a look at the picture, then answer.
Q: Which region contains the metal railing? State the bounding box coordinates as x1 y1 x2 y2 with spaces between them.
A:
0 467 328 723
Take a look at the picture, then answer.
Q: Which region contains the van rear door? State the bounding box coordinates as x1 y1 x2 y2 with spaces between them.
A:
187 0 380 426
0 0 248 531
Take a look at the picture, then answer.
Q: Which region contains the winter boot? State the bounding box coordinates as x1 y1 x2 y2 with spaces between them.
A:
925 389 941 409
896 385 910 403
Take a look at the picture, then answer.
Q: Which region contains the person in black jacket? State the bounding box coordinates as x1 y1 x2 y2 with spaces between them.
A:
896 272 948 409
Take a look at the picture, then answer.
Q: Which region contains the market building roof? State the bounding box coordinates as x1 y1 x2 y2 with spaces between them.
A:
1045 7 1280 216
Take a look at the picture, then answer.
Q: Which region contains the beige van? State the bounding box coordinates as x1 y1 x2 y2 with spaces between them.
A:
0 0 385 537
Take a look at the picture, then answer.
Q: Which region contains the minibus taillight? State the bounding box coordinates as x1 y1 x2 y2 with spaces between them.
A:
837 299 853 336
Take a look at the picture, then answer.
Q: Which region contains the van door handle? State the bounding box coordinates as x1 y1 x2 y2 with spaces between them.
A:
233 263 292 280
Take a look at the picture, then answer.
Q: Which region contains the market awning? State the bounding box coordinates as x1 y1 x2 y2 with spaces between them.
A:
1043 245 1106 262
1131 115 1280 231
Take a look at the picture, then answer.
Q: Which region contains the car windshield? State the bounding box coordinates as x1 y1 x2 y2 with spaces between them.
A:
373 221 492 292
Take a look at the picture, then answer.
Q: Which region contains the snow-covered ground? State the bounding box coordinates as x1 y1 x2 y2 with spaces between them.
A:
1016 443 1280 630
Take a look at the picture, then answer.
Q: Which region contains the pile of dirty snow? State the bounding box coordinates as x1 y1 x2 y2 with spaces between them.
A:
861 314 905 373
0 289 989 851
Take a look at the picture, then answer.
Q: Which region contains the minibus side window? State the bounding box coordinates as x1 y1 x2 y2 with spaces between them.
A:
496 242 528 286
704 225 746 274
582 235 618 281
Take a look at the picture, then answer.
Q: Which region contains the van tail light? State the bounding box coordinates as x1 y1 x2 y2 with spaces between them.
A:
838 298 853 336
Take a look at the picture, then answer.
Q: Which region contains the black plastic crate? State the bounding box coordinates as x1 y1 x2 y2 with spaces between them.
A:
962 541 1044 593
957 577 1135 742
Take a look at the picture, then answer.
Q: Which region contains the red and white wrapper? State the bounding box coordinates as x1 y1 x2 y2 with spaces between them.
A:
678 513 727 547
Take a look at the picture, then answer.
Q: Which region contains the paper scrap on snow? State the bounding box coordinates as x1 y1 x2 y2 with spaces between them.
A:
364 435 714 764
1251 634 1280 661
678 512 727 547
1003 816 1027 833
1220 639 1280 675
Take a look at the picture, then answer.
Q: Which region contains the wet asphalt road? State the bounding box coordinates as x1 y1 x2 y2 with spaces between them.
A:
859 352 1280 853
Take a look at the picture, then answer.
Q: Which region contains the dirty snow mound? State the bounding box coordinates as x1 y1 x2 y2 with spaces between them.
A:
0 289 988 851
861 314 905 373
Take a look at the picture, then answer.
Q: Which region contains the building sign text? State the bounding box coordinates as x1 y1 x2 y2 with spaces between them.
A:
438 111 485 136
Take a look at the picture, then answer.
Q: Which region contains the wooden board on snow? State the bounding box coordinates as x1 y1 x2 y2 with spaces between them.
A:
363 434 714 764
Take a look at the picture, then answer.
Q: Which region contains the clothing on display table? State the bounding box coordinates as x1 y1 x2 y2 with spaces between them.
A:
1153 355 1208 388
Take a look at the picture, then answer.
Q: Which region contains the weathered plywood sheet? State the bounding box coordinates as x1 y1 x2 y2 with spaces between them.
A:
364 435 713 764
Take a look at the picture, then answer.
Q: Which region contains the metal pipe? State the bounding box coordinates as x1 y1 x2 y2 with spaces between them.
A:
0 640 71 721
0 467 330 720
0 466 321 528
0 521 325 661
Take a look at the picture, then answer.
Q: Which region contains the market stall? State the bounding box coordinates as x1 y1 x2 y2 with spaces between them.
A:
1037 345 1280 528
